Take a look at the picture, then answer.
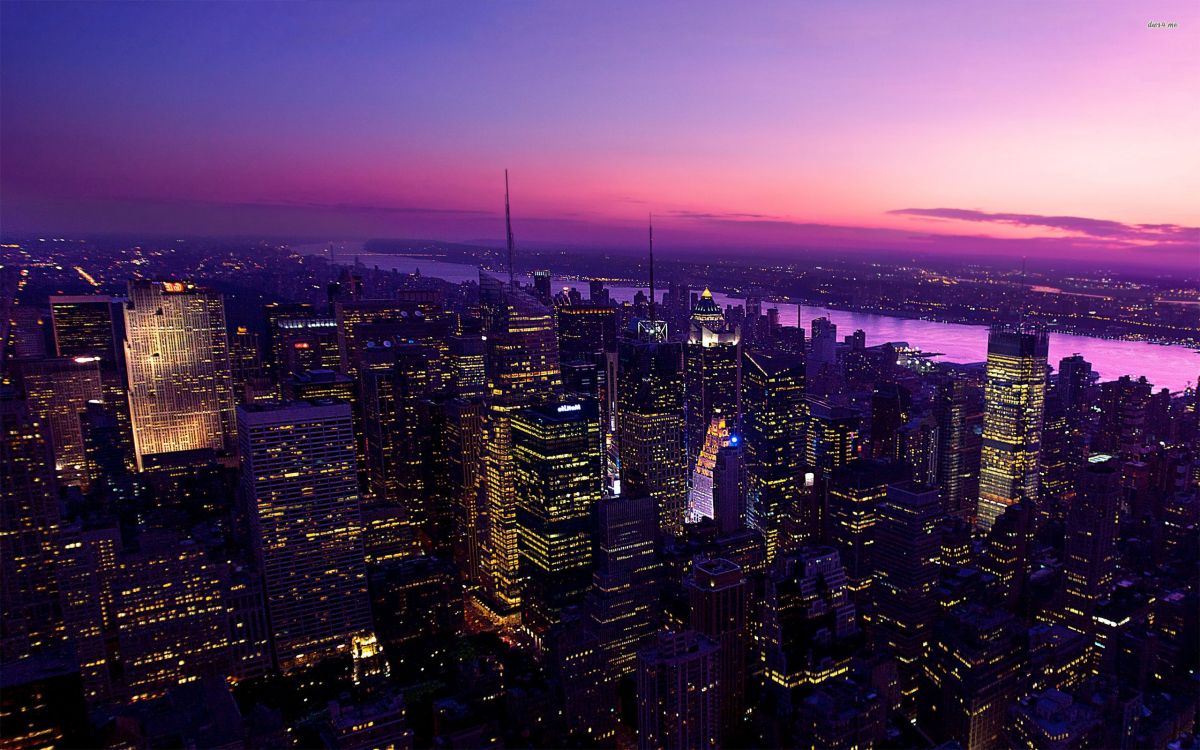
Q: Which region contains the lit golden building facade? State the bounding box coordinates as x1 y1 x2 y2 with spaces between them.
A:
978 327 1048 532
123 280 236 470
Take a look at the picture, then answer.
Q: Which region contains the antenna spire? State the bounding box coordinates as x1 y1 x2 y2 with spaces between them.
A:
504 169 516 288
648 213 656 322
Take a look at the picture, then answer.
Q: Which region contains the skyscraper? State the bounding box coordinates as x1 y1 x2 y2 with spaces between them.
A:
713 439 747 536
237 400 374 673
978 326 1048 532
1055 454 1121 638
935 373 985 519
761 546 860 691
920 605 1026 750
617 323 687 536
14 356 103 489
742 350 806 561
685 289 741 475
806 397 861 475
826 459 909 618
586 492 660 678
48 295 123 366
636 630 721 750
874 483 942 708
688 415 732 523
532 269 553 306
479 272 562 617
110 536 232 702
512 399 604 632
123 280 237 470
0 395 63 660
685 558 748 735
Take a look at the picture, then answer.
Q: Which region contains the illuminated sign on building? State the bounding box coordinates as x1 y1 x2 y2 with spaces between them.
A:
557 403 582 413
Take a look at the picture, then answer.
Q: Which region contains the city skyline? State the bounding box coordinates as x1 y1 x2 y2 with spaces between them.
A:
2 2 1198 271
1 4 1197 749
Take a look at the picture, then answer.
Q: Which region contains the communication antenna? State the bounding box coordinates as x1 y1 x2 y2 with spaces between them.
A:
505 169 516 288
648 214 656 321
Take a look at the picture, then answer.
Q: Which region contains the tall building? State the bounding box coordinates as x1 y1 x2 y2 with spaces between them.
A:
271 315 341 376
742 350 806 561
14 356 104 489
237 400 374 673
688 415 732 523
512 399 604 632
978 326 1048 532
920 605 1026 750
359 343 441 514
713 439 747 536
761 546 860 691
48 295 123 366
110 537 232 702
869 382 910 461
617 322 687 536
586 492 659 678
0 396 63 660
806 398 861 474
636 630 721 750
479 273 562 616
685 559 748 735
935 373 985 519
685 289 741 475
826 459 909 618
1055 454 1121 638
228 326 266 403
874 483 942 707
444 398 487 586
334 299 443 380
808 317 837 373
123 280 237 470
978 501 1035 611
556 302 617 361
532 269 553 306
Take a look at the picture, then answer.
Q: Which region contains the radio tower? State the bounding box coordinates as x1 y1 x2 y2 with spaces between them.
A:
504 169 516 288
648 213 656 321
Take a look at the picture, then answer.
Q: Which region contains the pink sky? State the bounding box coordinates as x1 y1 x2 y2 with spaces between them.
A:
2 2 1197 268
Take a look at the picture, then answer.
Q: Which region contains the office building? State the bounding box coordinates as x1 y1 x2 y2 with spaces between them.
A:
685 559 748 735
978 326 1048 532
1055 454 1121 638
920 606 1026 750
512 400 604 632
874 483 942 707
586 492 660 678
685 289 741 474
806 398 861 474
14 356 104 488
237 400 374 673
123 280 237 470
479 273 562 617
688 415 732 523
761 547 860 691
48 295 123 366
617 323 687 536
742 350 806 561
826 459 908 617
636 630 721 750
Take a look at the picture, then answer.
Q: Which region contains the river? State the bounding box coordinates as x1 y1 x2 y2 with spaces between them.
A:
300 248 1199 392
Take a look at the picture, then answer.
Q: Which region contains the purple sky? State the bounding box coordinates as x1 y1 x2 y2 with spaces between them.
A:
2 1 1197 269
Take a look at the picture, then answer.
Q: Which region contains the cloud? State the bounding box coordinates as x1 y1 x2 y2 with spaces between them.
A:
889 208 1199 245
